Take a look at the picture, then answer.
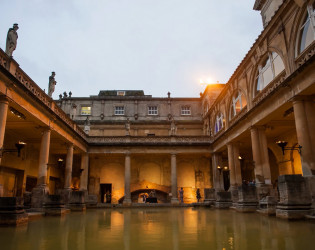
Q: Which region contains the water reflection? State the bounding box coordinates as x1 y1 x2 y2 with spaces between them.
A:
0 208 314 250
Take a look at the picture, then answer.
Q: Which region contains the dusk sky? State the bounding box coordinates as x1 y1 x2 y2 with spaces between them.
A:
1 0 263 99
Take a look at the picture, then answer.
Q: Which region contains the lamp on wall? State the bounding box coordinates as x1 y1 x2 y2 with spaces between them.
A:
276 141 302 155
0 141 26 157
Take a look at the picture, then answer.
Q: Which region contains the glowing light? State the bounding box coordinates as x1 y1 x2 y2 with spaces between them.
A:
199 78 217 85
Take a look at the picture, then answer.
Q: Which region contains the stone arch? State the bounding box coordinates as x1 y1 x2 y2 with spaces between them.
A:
291 1 315 59
249 49 286 99
227 88 248 121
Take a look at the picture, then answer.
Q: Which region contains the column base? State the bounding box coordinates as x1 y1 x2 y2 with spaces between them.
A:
31 185 49 209
59 188 72 205
123 198 132 206
171 198 179 204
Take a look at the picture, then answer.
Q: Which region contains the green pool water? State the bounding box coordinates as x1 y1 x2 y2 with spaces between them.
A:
0 208 314 250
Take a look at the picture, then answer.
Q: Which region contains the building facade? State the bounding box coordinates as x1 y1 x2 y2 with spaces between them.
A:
0 0 314 206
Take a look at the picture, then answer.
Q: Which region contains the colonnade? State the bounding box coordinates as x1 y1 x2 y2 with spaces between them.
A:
0 96 89 204
211 95 315 192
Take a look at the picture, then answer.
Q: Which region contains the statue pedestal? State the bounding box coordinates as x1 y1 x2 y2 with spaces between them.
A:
0 197 28 226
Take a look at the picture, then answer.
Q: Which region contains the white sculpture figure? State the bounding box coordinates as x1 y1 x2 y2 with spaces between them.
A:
125 118 131 136
170 119 176 136
84 116 90 134
48 72 57 97
5 24 19 57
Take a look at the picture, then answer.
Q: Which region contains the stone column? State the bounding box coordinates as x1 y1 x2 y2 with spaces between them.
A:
227 143 236 187
212 153 222 190
123 152 131 205
31 128 51 208
293 98 315 176
250 126 271 185
64 144 74 189
171 153 179 204
0 96 9 165
80 153 89 192
37 129 51 186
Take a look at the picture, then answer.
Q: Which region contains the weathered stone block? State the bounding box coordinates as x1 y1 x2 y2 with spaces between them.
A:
258 196 277 216
86 194 98 208
203 188 216 205
69 191 86 211
215 191 232 209
43 195 66 216
276 175 312 220
31 186 49 209
0 197 28 226
236 185 258 213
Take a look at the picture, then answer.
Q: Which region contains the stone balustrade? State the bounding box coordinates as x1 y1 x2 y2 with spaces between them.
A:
88 135 212 145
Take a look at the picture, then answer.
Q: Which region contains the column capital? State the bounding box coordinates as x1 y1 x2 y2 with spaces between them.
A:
250 125 266 131
171 152 177 156
0 95 9 104
291 95 314 103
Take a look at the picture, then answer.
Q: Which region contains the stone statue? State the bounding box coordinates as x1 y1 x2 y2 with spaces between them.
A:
125 118 131 136
48 72 56 97
170 119 176 136
5 23 19 57
84 116 90 134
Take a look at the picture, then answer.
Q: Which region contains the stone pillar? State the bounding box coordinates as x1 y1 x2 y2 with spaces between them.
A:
212 153 222 190
293 98 315 176
123 152 131 205
64 144 74 189
227 143 242 203
79 153 89 192
32 129 51 208
171 153 179 204
0 96 9 165
250 126 271 185
37 129 51 186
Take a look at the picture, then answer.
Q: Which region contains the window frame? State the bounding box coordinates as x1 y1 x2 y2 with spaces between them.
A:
181 106 191 116
148 106 158 116
297 3 315 55
255 52 285 96
230 91 247 119
80 106 91 116
214 112 224 134
114 106 125 115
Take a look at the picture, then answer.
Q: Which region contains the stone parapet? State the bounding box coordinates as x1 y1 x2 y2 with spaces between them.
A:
276 175 312 219
236 185 258 212
215 191 232 209
0 197 28 226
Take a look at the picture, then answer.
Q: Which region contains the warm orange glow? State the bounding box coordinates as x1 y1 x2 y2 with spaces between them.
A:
199 78 218 85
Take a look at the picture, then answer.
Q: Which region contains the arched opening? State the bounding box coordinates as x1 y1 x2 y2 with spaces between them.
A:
254 52 285 96
297 3 315 54
230 91 247 119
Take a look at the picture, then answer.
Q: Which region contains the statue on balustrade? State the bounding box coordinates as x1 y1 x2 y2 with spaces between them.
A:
48 72 57 97
5 23 19 57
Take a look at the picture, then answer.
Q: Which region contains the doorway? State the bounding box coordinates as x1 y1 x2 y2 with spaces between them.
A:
100 183 112 203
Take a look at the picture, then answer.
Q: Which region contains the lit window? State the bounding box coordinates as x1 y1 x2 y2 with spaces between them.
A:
255 52 285 95
117 91 125 96
215 112 224 134
181 106 191 115
148 106 158 115
230 91 247 119
81 106 91 115
115 106 124 115
298 3 315 54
